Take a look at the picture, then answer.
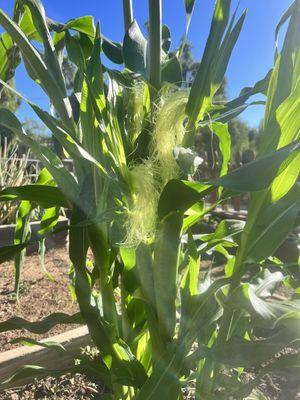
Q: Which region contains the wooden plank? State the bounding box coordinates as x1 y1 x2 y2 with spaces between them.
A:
0 217 68 254
0 326 90 389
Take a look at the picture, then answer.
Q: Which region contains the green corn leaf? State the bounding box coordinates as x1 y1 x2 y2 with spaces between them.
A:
162 25 171 52
122 0 133 31
204 72 271 126
18 6 43 42
45 15 122 65
80 23 106 164
179 277 229 345
200 219 245 250
275 1 297 53
0 185 70 208
0 312 83 334
242 183 300 263
0 362 111 389
64 15 95 36
158 180 212 220
182 202 206 232
0 77 79 144
212 140 300 192
210 122 231 177
123 20 147 76
252 269 285 298
47 15 95 37
220 272 298 326
184 0 196 32
110 340 148 388
206 329 298 367
30 102 109 178
19 0 66 94
0 243 30 263
153 211 183 340
0 0 298 396
181 233 199 297
65 31 88 70
159 139 299 220
136 283 228 400
0 33 12 76
161 56 182 85
180 233 200 340
70 208 147 388
10 337 66 352
0 32 20 82
0 7 72 129
35 168 54 185
212 9 246 93
235 3 300 270
0 365 49 388
0 108 80 203
38 207 60 236
260 1 300 155
112 342 149 388
14 200 32 299
69 209 111 353
102 35 124 64
120 246 139 294
136 243 156 307
38 238 49 280
269 77 300 201
134 350 182 400
221 69 272 112
83 76 126 176
120 246 136 270
185 0 231 128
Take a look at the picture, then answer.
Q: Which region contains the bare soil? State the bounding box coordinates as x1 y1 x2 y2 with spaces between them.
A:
0 247 79 352
1 370 299 400
0 374 107 400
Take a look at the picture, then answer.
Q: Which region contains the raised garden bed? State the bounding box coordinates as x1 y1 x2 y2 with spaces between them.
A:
1 346 299 399
0 247 79 352
0 218 68 255
0 326 90 389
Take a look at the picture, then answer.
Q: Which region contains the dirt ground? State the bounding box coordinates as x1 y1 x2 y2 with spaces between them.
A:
1 370 299 400
0 374 107 400
0 247 79 352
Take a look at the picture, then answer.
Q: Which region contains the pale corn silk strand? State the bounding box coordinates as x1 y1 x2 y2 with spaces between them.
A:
124 160 160 246
152 91 189 185
126 83 145 143
124 90 189 245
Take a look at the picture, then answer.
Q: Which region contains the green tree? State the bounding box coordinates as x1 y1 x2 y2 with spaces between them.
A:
176 40 256 162
62 56 77 92
52 56 77 157
177 41 199 84
0 82 21 146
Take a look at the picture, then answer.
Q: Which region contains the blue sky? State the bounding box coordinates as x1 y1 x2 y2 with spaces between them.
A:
1 0 292 130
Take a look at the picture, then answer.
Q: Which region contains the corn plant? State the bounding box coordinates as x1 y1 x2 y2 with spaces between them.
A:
0 0 299 399
0 139 31 224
